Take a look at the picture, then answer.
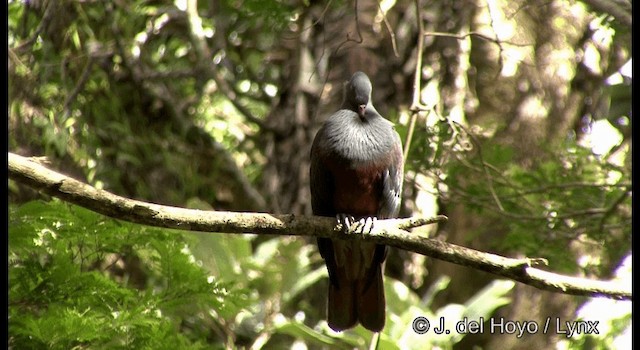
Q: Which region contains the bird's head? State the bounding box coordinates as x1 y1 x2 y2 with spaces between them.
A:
344 71 372 118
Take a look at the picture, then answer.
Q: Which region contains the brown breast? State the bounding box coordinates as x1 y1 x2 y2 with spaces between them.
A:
326 158 386 217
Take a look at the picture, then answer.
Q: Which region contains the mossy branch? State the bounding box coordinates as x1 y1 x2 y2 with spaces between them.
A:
8 152 631 300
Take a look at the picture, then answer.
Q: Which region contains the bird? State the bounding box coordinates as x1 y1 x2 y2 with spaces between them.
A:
309 71 404 332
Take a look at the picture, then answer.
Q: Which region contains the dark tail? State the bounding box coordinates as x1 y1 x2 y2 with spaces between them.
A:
357 263 385 332
326 263 385 332
327 278 357 331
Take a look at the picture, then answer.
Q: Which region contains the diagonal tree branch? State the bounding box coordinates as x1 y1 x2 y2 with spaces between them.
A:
580 0 631 28
8 152 631 301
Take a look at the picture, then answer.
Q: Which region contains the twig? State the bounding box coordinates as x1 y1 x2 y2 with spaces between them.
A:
485 0 505 77
181 2 276 134
596 190 631 234
333 0 365 55
447 185 618 222
581 0 632 28
403 0 426 162
456 121 506 211
282 0 334 41
209 68 275 133
63 58 95 117
423 31 532 48
14 0 56 53
377 1 399 58
475 181 631 201
310 0 365 114
8 152 632 300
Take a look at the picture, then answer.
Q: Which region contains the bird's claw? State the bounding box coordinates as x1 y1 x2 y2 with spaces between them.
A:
336 214 356 233
354 216 377 234
336 214 377 235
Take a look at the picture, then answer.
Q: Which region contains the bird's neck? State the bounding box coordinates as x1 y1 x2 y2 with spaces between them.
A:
361 106 382 123
341 102 380 122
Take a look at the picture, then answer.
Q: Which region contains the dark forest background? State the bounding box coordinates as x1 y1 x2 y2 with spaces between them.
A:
8 0 631 349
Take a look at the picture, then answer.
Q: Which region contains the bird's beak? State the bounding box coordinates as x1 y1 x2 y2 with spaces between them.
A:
358 104 366 117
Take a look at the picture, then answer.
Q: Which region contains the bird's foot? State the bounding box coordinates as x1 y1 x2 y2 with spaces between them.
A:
354 216 377 234
336 214 356 233
336 214 376 235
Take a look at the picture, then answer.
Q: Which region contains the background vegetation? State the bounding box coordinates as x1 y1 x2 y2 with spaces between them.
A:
9 0 631 349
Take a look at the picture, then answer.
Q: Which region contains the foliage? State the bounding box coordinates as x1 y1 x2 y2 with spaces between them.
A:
9 200 244 349
8 0 286 208
442 134 631 274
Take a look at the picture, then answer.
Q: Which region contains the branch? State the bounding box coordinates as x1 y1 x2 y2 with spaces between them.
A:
580 0 631 28
332 0 364 55
423 31 532 47
208 67 276 133
63 57 95 117
377 1 399 58
14 0 56 53
403 0 427 162
8 152 631 301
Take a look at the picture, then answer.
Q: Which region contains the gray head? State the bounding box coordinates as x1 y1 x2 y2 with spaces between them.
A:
343 71 373 117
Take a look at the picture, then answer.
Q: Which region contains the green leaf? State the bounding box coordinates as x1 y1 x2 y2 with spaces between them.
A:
275 320 345 347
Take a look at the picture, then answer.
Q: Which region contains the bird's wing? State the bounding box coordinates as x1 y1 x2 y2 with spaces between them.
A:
377 130 404 219
359 128 403 289
310 125 335 217
310 125 341 287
